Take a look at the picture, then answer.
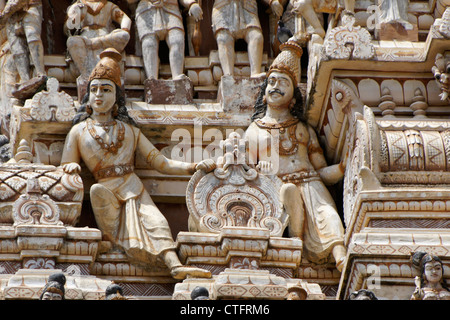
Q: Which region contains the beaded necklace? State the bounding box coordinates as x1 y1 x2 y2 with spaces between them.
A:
255 118 299 155
86 118 125 154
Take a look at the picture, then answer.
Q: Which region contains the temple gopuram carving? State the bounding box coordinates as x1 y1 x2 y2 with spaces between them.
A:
0 0 449 301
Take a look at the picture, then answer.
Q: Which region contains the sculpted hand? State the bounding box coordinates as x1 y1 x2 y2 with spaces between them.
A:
270 0 283 18
256 161 274 175
195 159 216 173
62 162 81 174
189 3 203 21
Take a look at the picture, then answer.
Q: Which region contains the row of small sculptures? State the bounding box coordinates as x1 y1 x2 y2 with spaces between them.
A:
0 0 361 97
38 250 450 300
0 0 433 101
39 272 127 300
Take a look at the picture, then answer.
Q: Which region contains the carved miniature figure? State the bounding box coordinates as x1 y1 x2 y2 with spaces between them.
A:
128 0 203 80
65 0 131 81
367 0 415 41
411 251 450 300
432 52 450 102
39 272 66 300
105 283 127 300
190 286 210 300
377 0 413 31
291 0 355 38
0 0 17 117
244 40 347 271
0 0 47 98
60 48 215 280
348 289 378 300
286 286 307 300
212 0 284 78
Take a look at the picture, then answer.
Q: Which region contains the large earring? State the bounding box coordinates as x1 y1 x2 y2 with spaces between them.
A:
263 95 267 105
86 104 93 115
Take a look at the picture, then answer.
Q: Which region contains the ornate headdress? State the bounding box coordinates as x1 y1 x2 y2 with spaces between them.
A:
88 48 122 87
268 40 303 86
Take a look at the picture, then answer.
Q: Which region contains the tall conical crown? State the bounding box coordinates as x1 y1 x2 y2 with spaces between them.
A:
88 48 122 87
268 40 303 86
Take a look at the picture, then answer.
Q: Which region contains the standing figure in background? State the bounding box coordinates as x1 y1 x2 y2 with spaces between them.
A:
244 40 347 271
0 0 19 120
65 0 131 81
212 0 284 78
0 0 47 97
60 48 215 280
291 0 355 38
128 0 203 80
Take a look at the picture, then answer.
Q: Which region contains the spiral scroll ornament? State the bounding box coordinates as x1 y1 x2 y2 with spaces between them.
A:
12 178 62 226
186 161 287 236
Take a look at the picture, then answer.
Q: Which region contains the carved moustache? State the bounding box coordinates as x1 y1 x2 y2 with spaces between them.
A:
268 89 285 96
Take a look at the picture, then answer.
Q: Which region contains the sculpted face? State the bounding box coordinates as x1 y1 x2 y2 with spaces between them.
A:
265 71 294 108
424 260 443 285
89 79 116 115
41 292 62 300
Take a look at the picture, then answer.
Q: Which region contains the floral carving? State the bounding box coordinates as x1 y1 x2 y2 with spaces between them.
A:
12 177 63 226
323 14 375 60
30 78 76 122
186 132 287 236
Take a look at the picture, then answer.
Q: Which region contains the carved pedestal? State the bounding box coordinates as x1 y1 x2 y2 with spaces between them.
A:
145 77 194 105
377 23 419 42
217 75 265 113
3 268 111 300
173 227 324 300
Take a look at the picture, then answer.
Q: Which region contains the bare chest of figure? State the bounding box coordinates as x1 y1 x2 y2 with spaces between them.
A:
255 122 315 175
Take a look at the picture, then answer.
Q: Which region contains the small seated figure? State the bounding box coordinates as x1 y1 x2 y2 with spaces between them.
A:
244 40 347 271
411 251 450 300
65 0 131 81
128 0 203 80
212 0 284 78
39 272 66 300
291 0 355 39
60 48 216 280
